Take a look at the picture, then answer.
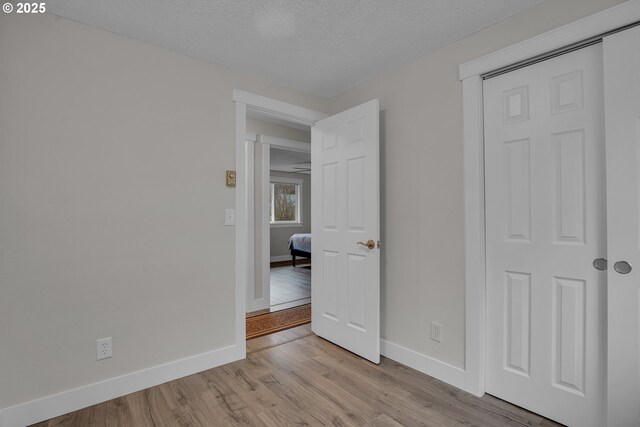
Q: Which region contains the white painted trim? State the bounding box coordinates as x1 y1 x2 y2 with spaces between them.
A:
233 89 328 127
234 102 248 360
260 135 311 153
462 75 485 397
246 141 266 313
459 0 640 400
381 340 466 390
0 344 238 427
234 91 326 359
261 143 271 314
270 176 304 185
459 0 640 79
245 132 257 142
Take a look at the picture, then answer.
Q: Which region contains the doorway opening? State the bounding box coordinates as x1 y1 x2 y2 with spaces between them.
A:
234 90 381 364
232 90 327 353
269 148 312 311
245 123 313 339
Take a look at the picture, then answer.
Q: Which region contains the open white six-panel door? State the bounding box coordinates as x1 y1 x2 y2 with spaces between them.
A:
311 99 380 363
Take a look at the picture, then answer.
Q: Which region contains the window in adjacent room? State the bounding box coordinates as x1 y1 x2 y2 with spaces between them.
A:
270 177 303 226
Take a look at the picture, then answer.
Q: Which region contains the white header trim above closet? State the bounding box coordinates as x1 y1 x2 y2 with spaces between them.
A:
459 0 640 80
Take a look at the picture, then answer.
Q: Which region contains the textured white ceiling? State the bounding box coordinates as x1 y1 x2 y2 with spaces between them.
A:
47 0 542 98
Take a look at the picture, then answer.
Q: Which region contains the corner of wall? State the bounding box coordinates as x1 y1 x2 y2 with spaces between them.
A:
381 339 466 391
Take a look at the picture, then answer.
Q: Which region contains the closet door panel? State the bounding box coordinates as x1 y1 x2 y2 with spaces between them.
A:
604 25 640 427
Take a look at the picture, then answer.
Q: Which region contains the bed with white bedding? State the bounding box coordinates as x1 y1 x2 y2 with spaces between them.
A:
288 233 311 266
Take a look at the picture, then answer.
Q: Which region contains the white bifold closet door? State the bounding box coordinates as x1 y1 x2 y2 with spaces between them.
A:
484 44 606 427
603 25 640 427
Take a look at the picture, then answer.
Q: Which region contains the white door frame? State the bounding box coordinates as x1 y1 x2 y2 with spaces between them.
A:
233 89 327 358
459 0 640 397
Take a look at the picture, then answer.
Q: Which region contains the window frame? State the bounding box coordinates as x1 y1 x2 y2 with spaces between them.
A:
270 176 304 228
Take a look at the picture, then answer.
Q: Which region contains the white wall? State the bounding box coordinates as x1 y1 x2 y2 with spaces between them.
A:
269 171 312 259
330 0 627 369
0 12 328 411
1 0 630 417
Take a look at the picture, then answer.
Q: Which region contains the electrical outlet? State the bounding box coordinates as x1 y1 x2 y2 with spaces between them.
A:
96 337 112 360
430 322 443 343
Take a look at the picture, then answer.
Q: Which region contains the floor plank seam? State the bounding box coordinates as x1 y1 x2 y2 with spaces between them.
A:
247 332 315 355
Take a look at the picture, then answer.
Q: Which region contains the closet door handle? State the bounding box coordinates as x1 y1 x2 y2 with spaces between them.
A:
593 258 608 271
614 261 632 275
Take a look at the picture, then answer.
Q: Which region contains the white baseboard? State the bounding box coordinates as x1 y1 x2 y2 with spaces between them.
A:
0 344 239 427
0 339 464 427
381 339 466 391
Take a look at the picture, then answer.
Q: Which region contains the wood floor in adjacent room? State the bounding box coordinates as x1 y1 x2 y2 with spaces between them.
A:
270 264 311 308
33 325 561 427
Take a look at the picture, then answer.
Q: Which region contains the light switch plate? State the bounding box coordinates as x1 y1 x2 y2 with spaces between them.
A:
225 209 236 226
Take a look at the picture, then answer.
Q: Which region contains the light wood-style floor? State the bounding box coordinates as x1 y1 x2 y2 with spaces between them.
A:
270 265 311 307
33 325 561 426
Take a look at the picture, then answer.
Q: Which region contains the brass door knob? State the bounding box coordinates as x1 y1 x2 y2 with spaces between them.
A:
357 240 376 250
